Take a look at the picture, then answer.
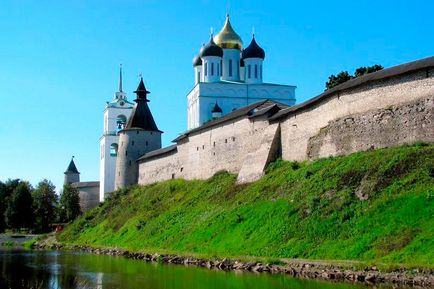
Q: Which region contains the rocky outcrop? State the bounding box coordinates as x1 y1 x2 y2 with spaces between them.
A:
32 242 434 288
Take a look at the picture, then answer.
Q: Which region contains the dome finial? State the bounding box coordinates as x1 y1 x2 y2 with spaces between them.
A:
226 0 230 18
252 26 255 38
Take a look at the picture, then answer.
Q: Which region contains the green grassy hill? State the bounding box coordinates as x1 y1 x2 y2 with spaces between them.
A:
59 144 434 267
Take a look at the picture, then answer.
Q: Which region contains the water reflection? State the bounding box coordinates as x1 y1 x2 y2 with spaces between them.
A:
0 248 385 289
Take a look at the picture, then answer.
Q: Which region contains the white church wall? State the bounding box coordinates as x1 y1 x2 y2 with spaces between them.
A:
244 58 263 84
221 49 241 81
202 56 222 83
100 104 133 201
187 82 296 129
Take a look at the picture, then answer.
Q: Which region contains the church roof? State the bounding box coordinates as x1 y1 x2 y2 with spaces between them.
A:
65 158 79 174
124 78 161 132
199 36 223 58
193 54 202 67
173 99 288 142
214 15 243 50
211 102 223 113
242 36 265 60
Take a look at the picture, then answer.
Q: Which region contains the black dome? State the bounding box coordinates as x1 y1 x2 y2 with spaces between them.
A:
199 36 223 58
193 54 202 67
211 102 222 113
242 36 265 60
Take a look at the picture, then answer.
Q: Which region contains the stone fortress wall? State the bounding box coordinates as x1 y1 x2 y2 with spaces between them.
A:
138 110 278 184
275 61 434 161
138 57 434 186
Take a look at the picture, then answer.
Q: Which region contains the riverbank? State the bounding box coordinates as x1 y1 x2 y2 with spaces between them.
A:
0 233 38 248
32 241 434 287
55 144 434 287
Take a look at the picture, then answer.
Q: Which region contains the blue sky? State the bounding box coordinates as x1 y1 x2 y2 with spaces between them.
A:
0 0 433 192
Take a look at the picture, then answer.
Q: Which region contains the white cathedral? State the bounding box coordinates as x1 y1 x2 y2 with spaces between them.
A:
65 15 297 208
188 15 295 129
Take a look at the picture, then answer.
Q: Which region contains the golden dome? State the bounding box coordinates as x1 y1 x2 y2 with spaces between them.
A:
214 15 243 50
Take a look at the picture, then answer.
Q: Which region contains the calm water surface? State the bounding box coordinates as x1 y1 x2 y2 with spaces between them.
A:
0 248 396 289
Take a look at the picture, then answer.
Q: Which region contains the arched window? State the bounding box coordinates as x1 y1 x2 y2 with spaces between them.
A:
116 115 127 133
248 65 251 78
220 60 223 76
217 63 219 76
110 143 118 157
229 60 233 77
211 62 214 76
205 63 208 76
255 65 258 78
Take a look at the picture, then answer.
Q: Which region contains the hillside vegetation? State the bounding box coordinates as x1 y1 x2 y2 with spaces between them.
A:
59 144 434 267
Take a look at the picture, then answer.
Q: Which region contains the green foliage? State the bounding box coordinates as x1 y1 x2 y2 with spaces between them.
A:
325 64 383 90
325 71 352 90
60 144 434 267
32 179 58 233
0 181 6 233
354 64 383 77
5 182 34 230
0 179 21 232
58 184 81 223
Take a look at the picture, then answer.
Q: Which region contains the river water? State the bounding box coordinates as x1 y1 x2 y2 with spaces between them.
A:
0 248 391 289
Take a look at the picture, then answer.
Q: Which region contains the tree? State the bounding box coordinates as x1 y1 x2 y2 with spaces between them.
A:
325 71 353 90
325 64 383 90
58 184 81 223
0 181 5 232
32 179 57 233
0 179 25 232
5 182 34 230
354 64 383 77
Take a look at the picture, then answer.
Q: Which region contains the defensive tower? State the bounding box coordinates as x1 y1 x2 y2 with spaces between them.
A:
114 77 162 190
64 156 80 185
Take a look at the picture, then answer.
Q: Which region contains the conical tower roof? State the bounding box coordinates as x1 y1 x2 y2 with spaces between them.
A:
124 78 160 132
65 157 79 174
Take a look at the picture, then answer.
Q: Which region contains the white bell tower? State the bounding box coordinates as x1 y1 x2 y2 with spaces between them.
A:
99 65 134 201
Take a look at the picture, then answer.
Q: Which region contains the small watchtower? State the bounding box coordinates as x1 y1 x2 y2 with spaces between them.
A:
64 156 80 185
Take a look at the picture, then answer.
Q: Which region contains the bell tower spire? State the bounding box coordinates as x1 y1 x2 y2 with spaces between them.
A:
115 64 126 100
119 64 123 92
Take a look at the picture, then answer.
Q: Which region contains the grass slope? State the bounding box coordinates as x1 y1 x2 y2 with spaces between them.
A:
60 144 434 267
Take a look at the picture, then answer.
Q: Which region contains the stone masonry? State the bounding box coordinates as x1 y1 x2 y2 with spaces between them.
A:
137 57 434 185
